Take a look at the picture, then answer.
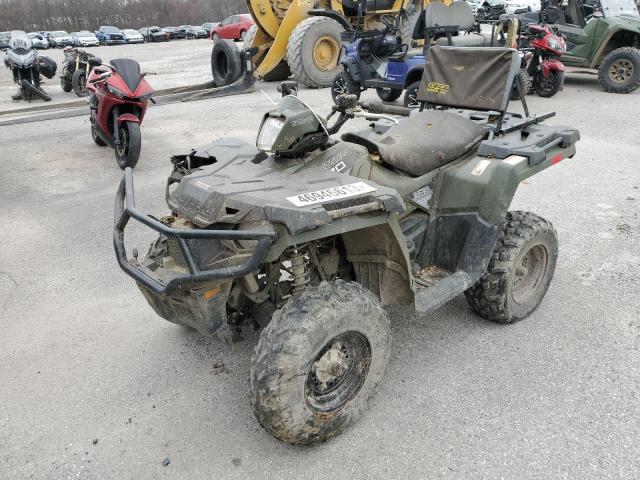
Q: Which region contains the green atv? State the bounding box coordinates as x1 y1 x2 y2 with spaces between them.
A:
555 0 640 93
114 46 579 445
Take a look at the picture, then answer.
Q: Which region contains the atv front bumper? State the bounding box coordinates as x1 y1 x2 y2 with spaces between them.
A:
114 168 277 295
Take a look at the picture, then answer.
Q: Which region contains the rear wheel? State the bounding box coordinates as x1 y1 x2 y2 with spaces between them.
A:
210 39 242 86
287 16 344 88
465 211 558 323
597 47 640 94
376 87 403 102
115 121 141 169
534 70 564 97
60 73 73 92
72 69 88 97
250 280 390 445
331 70 361 103
403 80 421 108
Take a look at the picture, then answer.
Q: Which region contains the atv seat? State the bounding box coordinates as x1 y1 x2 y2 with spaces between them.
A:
109 58 142 92
343 110 485 176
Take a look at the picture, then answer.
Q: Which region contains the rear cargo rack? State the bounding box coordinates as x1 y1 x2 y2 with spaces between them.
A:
114 168 277 295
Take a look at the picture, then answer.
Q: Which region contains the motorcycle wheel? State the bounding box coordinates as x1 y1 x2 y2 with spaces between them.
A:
403 81 421 108
115 121 141 169
534 70 564 98
331 71 361 104
61 73 73 92
72 69 88 97
91 122 107 146
21 80 51 102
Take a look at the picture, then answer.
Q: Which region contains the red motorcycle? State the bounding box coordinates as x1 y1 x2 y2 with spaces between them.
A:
86 57 155 168
522 23 566 98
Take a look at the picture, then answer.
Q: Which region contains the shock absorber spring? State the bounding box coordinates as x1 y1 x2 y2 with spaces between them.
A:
289 248 310 296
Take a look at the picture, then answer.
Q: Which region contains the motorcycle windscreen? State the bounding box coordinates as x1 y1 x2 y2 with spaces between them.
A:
417 46 519 112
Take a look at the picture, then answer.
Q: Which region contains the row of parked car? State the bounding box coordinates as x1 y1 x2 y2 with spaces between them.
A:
0 23 216 51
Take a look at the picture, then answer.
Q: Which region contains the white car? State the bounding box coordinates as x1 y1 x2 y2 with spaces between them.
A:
124 29 144 44
73 31 100 47
27 32 49 49
504 0 533 13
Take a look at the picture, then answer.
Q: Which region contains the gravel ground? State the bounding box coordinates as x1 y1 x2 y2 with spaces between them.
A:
0 40 639 480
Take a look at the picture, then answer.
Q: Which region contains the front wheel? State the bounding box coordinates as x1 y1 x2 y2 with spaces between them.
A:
331 70 361 103
376 87 402 102
115 121 141 169
597 47 640 94
534 70 564 97
403 80 421 108
71 69 88 97
60 73 73 92
90 122 107 146
250 280 390 445
465 211 558 323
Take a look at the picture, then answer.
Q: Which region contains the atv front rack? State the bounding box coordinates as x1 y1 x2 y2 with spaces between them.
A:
114 168 277 295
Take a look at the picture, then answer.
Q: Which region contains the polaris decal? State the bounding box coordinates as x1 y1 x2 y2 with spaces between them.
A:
322 152 349 173
287 182 377 207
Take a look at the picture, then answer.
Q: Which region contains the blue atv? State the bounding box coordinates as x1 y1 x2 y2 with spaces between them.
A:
332 2 492 107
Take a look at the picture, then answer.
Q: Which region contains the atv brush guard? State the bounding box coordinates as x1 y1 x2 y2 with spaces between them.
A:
114 167 277 295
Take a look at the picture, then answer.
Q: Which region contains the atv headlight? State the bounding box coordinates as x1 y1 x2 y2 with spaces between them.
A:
257 116 285 152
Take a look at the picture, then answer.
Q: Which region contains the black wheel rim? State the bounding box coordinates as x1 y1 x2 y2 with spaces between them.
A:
537 72 557 94
333 76 347 96
116 126 128 159
511 244 549 304
305 331 371 414
407 87 420 108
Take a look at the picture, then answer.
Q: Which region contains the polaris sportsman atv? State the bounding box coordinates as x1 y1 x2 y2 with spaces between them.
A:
114 46 579 445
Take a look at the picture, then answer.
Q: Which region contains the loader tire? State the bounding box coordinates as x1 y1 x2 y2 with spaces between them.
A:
465 211 558 323
244 24 291 82
211 39 242 87
250 280 390 445
287 17 344 88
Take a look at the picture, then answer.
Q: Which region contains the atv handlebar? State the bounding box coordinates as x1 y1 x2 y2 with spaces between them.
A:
113 168 277 295
360 101 412 117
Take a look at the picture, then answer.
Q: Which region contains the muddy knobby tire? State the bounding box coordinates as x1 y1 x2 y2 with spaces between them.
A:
250 280 390 445
597 46 640 94
287 16 344 88
465 211 558 323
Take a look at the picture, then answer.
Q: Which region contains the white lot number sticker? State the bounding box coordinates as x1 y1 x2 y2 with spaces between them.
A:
287 182 377 207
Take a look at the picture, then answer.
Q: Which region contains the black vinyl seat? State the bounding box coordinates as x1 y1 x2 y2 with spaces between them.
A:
343 110 485 176
109 58 142 92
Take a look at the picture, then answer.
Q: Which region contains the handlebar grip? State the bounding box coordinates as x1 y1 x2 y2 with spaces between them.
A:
360 101 412 117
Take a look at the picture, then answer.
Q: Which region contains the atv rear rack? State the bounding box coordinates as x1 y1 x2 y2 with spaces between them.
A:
114 168 276 295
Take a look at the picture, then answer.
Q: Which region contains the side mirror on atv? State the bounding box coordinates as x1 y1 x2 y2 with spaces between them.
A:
88 57 102 67
278 81 298 97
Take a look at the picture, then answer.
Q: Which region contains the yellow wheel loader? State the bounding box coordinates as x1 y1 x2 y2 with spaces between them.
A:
211 0 450 89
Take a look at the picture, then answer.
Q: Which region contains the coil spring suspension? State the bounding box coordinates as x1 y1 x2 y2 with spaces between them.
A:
289 248 310 296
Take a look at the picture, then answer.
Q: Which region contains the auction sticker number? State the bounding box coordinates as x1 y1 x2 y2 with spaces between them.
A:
287 182 376 207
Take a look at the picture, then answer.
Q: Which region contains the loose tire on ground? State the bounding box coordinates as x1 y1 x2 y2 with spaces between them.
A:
115 121 141 169
72 69 88 97
287 17 344 88
403 80 421 108
465 211 558 323
331 70 361 103
250 280 390 445
376 87 403 102
210 39 242 86
597 47 640 94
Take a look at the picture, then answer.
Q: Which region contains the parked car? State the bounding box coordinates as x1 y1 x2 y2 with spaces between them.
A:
0 31 11 50
504 0 532 13
201 22 219 36
162 26 185 39
210 14 254 41
123 29 144 44
465 0 482 14
140 26 170 42
27 32 49 49
48 30 74 47
182 25 208 39
72 31 100 47
97 26 126 45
